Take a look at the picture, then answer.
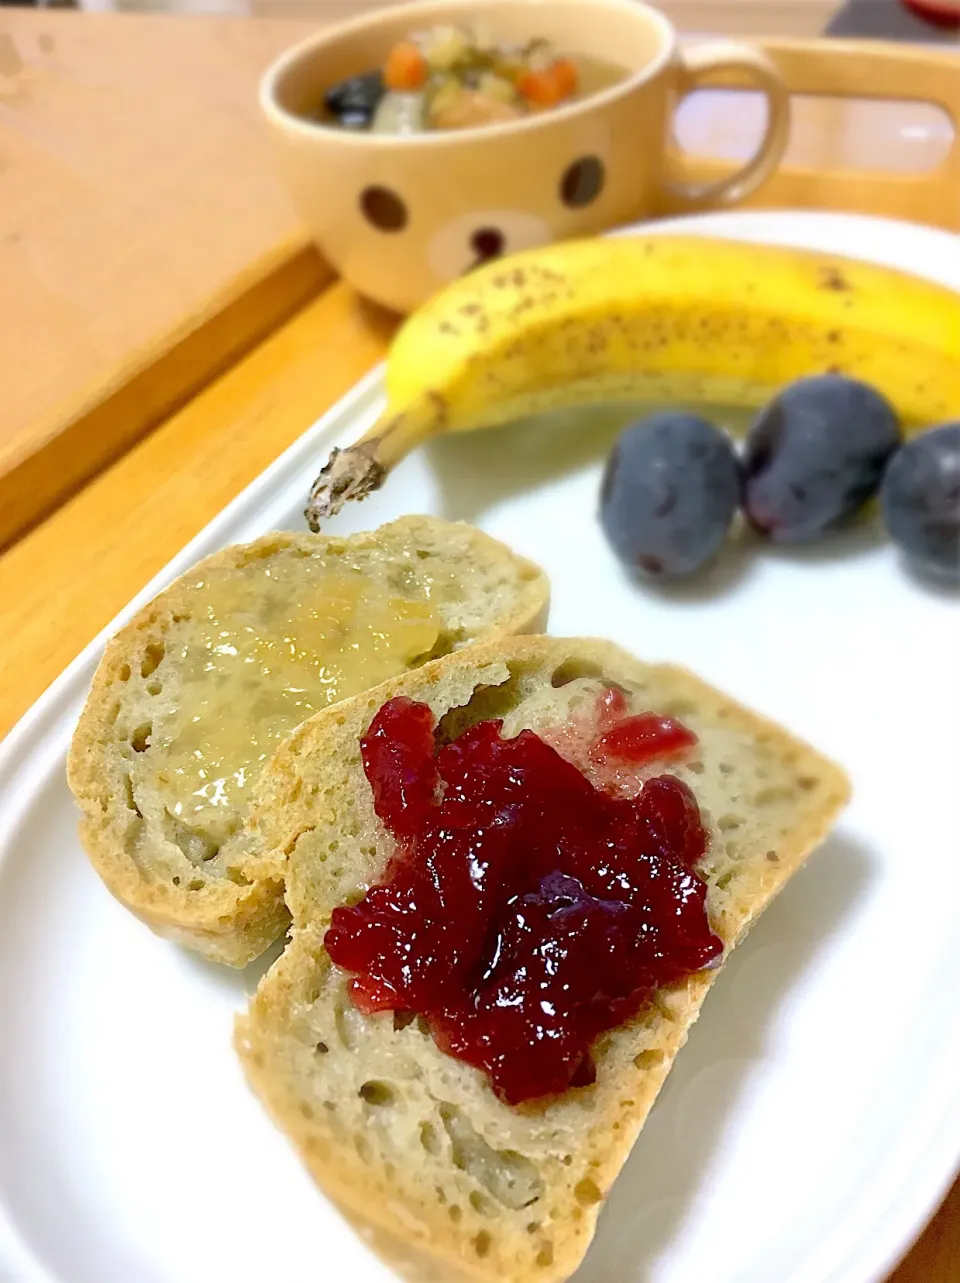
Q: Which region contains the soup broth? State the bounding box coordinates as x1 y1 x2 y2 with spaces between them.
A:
314 26 629 135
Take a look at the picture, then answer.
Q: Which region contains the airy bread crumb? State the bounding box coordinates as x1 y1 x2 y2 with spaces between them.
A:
237 636 849 1282
67 518 548 966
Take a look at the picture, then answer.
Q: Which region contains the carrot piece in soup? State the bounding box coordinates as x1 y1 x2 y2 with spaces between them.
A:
517 67 564 106
384 42 429 91
518 58 579 107
549 57 579 99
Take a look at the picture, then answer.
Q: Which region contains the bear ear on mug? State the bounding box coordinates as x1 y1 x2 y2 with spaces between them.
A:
261 0 790 314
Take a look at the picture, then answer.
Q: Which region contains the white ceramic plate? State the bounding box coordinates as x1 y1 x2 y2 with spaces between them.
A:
1 211 958 1283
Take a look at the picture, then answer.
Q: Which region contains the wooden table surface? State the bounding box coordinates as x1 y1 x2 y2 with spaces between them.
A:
0 10 333 547
1 4 958 1280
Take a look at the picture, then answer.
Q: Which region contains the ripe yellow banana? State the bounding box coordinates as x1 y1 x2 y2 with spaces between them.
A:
306 235 960 528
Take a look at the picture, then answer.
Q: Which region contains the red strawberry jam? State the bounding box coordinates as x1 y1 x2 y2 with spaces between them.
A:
325 694 722 1104
594 712 698 765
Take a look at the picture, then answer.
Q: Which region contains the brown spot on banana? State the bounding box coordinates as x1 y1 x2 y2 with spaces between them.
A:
819 266 852 293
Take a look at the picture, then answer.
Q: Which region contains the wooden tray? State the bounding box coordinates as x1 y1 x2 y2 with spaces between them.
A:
668 37 960 224
1 26 957 551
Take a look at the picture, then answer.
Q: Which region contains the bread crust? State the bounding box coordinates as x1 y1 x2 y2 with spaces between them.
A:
236 636 850 1280
67 519 548 966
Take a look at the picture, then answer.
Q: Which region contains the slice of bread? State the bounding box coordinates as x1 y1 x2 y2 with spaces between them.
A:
67 518 548 967
236 636 850 1283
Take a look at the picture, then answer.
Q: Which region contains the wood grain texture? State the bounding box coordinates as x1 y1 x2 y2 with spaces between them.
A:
1 242 328 545
890 1180 960 1283
0 9 326 547
0 281 395 740
664 38 960 227
251 0 838 36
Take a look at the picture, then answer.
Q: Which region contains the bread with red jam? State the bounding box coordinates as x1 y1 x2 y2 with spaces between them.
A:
67 518 548 967
236 636 849 1282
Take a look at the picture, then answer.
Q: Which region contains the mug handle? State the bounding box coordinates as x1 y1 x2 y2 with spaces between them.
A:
665 41 791 208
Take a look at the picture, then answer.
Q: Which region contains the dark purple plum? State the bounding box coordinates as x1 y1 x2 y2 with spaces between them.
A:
599 413 741 580
743 375 901 543
881 423 960 583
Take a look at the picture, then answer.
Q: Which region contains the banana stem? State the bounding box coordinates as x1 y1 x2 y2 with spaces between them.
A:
304 393 447 530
